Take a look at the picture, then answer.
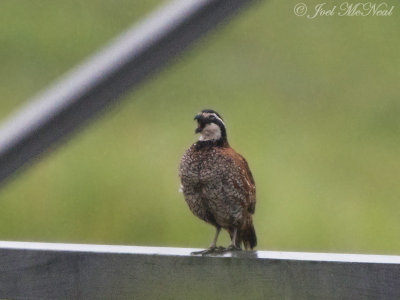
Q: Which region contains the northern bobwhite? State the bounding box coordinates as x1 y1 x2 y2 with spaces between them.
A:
179 109 256 254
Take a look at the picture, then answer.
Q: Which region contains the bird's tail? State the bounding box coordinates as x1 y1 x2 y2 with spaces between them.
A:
230 217 257 250
241 221 257 250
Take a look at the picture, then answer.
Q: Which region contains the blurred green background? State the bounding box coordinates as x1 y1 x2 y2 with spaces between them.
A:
0 0 399 254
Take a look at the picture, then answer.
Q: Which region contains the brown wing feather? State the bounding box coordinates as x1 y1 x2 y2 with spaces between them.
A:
219 147 256 214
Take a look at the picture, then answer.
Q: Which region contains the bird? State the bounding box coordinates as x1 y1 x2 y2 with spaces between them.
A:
179 109 256 254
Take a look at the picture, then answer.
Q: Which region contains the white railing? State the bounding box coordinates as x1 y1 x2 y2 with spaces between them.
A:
1 241 400 299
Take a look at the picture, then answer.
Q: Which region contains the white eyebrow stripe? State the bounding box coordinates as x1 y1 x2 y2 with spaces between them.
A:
211 113 225 127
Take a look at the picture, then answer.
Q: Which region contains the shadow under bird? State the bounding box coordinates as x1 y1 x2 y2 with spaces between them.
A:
179 109 257 255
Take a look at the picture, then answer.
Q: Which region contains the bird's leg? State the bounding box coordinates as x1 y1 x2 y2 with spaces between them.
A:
191 226 225 255
227 227 241 251
210 226 221 248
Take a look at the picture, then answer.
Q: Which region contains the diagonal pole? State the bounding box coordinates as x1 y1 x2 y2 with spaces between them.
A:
0 0 259 186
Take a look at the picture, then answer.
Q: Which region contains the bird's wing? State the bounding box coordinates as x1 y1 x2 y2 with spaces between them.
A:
219 147 256 214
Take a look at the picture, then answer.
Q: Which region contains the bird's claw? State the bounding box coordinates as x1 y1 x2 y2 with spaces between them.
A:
191 245 242 255
191 246 226 256
226 245 242 252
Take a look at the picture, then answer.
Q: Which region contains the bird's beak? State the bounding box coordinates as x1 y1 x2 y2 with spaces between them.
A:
194 114 204 133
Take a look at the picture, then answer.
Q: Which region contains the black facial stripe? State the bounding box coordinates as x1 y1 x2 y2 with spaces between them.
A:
201 109 223 121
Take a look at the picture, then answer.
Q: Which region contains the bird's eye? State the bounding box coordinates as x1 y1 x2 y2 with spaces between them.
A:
209 115 216 120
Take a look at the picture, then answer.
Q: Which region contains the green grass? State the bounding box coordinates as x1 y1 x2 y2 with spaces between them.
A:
0 0 399 254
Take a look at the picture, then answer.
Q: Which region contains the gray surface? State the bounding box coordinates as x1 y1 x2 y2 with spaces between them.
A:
0 241 400 299
0 0 257 185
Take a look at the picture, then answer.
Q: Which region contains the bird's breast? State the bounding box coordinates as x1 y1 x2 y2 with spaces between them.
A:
180 147 221 184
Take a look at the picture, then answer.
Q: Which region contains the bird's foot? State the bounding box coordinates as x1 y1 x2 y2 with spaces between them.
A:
191 246 226 256
226 244 242 252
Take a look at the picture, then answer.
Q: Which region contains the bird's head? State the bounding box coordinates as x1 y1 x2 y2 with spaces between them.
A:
194 109 227 143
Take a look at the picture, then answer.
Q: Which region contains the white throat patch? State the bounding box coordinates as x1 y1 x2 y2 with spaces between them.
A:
198 123 221 141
